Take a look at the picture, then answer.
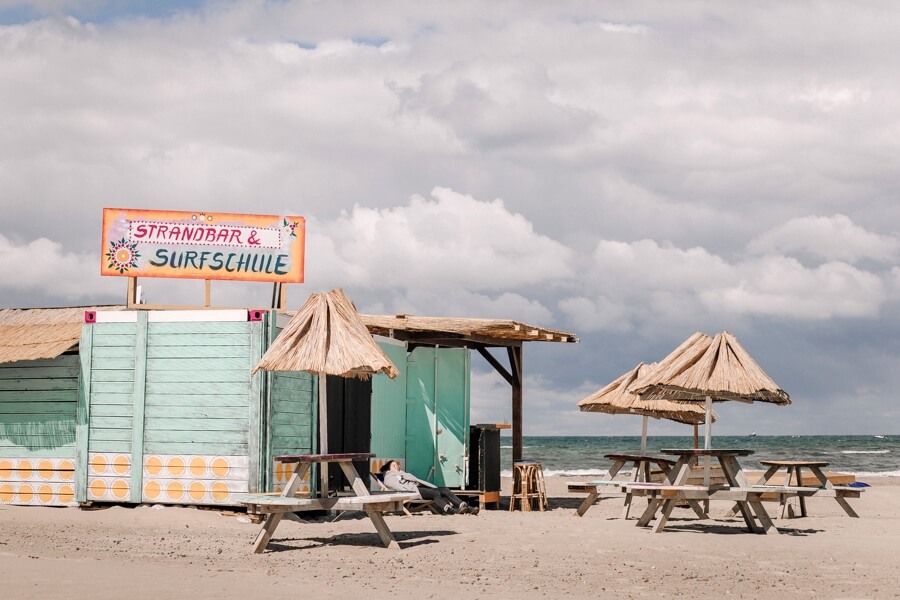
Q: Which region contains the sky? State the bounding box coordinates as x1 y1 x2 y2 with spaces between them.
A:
1 1 899 436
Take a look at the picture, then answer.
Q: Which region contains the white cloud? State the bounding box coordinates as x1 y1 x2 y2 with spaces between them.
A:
705 256 886 319
0 234 117 300
307 187 575 295
748 214 899 264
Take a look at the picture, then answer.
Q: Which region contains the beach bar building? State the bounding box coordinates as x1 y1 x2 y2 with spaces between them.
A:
1 305 576 508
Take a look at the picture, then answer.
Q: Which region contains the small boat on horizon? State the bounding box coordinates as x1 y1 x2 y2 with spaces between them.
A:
749 432 757 437
874 434 886 439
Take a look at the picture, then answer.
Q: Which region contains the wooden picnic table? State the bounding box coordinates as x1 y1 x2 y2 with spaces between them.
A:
631 448 779 535
572 453 675 517
753 460 860 518
235 453 418 552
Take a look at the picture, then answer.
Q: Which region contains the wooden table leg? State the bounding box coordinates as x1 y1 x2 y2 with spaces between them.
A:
251 462 311 553
651 499 677 533
576 488 600 517
636 498 661 527
365 506 401 549
809 465 859 518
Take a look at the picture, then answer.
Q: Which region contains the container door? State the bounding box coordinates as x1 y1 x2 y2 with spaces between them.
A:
433 348 470 488
404 347 470 487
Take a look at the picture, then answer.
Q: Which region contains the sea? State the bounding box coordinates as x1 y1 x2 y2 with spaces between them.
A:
499 435 900 480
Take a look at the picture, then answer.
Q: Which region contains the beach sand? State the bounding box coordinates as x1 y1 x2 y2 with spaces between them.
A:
2 476 898 599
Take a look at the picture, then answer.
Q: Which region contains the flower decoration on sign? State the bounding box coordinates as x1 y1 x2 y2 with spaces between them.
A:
283 219 300 237
106 238 141 274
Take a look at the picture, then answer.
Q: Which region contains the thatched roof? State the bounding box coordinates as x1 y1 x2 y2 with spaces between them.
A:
578 362 716 425
631 331 790 405
360 314 578 344
0 306 126 364
255 288 399 379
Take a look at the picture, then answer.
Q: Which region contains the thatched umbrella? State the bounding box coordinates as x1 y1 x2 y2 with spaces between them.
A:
253 288 399 493
631 331 790 451
578 362 716 453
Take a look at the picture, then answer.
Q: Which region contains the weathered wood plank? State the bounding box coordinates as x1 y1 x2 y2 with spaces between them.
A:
90 416 134 430
0 366 80 380
76 323 93 503
1 355 79 369
0 402 76 415
90 323 136 335
143 405 248 419
0 437 75 458
89 357 135 370
88 428 133 442
85 440 132 453
270 424 312 438
91 381 135 394
89 404 133 417
144 417 248 431
142 429 248 444
146 346 251 359
147 333 251 346
144 393 249 407
145 381 251 395
141 442 247 455
148 322 251 335
91 334 137 348
0 390 77 403
90 392 135 406
146 357 251 371
0 380 78 392
90 370 137 383
144 370 250 384
271 402 312 417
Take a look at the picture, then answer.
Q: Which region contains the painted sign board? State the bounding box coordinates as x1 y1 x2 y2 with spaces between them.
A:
101 208 305 283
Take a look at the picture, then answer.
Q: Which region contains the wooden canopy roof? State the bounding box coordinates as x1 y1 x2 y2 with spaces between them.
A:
360 314 578 347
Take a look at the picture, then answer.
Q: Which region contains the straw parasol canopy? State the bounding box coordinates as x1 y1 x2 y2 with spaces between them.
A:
578 362 715 426
631 331 790 449
578 362 716 452
253 288 398 380
254 289 398 493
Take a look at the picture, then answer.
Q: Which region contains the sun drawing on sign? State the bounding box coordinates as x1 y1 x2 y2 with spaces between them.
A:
106 238 140 273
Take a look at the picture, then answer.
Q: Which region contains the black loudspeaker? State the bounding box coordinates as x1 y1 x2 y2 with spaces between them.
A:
468 425 501 492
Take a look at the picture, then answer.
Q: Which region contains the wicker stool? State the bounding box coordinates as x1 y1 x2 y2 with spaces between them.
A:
509 461 548 511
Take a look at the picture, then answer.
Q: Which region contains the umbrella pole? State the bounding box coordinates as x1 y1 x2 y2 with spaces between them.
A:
318 371 328 498
693 424 699 449
640 415 648 454
703 395 712 486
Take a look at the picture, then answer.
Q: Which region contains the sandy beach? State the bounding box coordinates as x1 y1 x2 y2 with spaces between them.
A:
2 476 898 600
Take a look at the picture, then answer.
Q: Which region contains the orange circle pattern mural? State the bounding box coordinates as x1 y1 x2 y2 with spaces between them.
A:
0 457 78 506
140 454 247 505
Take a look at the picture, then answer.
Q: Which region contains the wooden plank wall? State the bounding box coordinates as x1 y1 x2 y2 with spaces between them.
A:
0 354 79 506
269 370 314 494
84 317 260 505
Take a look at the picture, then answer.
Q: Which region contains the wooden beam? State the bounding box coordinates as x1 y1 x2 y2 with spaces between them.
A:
126 277 138 308
510 345 523 462
475 346 513 386
204 280 211 307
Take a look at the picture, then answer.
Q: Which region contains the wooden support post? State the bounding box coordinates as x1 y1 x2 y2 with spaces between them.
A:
126 277 138 308
509 345 523 462
204 279 211 307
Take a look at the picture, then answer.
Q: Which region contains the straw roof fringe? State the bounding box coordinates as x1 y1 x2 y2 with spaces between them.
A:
253 288 398 379
577 362 716 425
0 306 126 364
631 331 790 405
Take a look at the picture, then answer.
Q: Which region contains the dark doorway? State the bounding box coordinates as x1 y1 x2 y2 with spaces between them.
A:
325 375 372 491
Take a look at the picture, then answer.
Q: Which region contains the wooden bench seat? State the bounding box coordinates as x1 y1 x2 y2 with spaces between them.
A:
235 492 418 515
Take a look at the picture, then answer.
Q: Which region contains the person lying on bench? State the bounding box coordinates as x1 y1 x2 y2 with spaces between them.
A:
380 460 477 515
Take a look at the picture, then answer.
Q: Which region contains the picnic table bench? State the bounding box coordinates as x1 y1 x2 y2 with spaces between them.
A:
724 460 863 519
570 453 675 517
234 453 418 552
